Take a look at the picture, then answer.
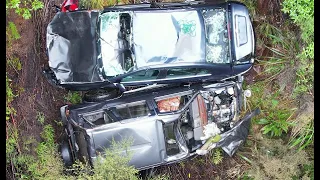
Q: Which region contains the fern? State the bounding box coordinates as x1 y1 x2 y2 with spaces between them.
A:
212 148 223 165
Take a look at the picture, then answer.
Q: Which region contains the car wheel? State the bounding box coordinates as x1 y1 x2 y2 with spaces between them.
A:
83 88 119 102
60 140 73 167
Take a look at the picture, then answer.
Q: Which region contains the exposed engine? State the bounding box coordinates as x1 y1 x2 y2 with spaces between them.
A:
203 86 238 131
179 84 240 152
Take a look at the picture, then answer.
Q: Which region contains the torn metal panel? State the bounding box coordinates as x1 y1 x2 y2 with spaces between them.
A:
217 108 260 156
86 117 166 169
47 11 103 83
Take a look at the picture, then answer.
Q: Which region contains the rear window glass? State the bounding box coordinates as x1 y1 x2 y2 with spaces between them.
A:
115 101 150 120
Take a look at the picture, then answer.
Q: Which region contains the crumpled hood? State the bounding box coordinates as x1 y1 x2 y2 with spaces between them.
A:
47 11 103 83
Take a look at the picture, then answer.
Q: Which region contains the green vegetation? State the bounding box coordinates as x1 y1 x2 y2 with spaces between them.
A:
246 139 313 179
6 124 63 179
238 0 314 178
8 122 141 179
210 148 223 165
64 91 82 104
17 125 64 179
37 112 45 125
69 138 139 180
245 81 295 137
80 0 130 9
282 0 314 96
6 0 44 19
6 21 21 45
6 75 16 121
289 108 314 151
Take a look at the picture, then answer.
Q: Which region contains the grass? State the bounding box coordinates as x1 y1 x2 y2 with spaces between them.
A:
80 0 130 9
6 0 44 19
6 75 16 120
37 112 45 125
8 120 141 179
282 0 314 97
64 91 82 104
210 148 223 165
246 139 313 179
244 81 296 137
6 21 21 46
238 0 314 178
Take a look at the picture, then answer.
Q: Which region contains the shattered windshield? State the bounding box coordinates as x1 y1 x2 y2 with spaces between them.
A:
99 8 229 77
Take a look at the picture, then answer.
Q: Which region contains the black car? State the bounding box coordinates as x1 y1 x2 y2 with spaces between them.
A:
44 1 255 91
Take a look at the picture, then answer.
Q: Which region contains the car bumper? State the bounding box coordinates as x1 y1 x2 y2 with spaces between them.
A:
216 108 260 156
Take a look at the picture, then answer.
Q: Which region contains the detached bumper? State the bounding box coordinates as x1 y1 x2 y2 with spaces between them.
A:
217 108 260 156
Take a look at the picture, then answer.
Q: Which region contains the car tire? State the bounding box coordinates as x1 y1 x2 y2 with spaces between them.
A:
83 88 119 102
60 140 73 167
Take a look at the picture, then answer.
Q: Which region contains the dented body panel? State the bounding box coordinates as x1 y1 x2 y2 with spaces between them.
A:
60 80 259 169
45 1 255 90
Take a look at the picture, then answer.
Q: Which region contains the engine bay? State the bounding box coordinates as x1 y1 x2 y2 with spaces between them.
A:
181 86 238 153
159 84 241 155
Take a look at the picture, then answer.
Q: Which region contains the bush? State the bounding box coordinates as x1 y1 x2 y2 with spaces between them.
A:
6 0 44 19
282 0 314 96
80 0 130 9
6 75 16 121
282 0 314 44
71 137 139 180
64 91 82 104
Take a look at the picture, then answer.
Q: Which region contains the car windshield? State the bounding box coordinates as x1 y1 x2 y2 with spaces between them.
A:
99 8 229 77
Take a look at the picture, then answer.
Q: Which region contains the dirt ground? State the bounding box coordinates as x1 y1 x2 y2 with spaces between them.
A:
6 0 307 179
6 4 68 167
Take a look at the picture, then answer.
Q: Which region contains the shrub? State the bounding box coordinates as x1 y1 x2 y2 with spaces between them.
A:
282 0 314 96
6 0 44 19
74 137 139 180
64 91 82 104
6 75 16 121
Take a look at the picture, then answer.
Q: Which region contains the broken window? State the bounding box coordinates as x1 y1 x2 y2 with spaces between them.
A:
163 122 180 156
202 9 230 64
115 101 150 120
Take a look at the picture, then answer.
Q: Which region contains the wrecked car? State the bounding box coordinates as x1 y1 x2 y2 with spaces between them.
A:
60 78 260 169
44 1 255 91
